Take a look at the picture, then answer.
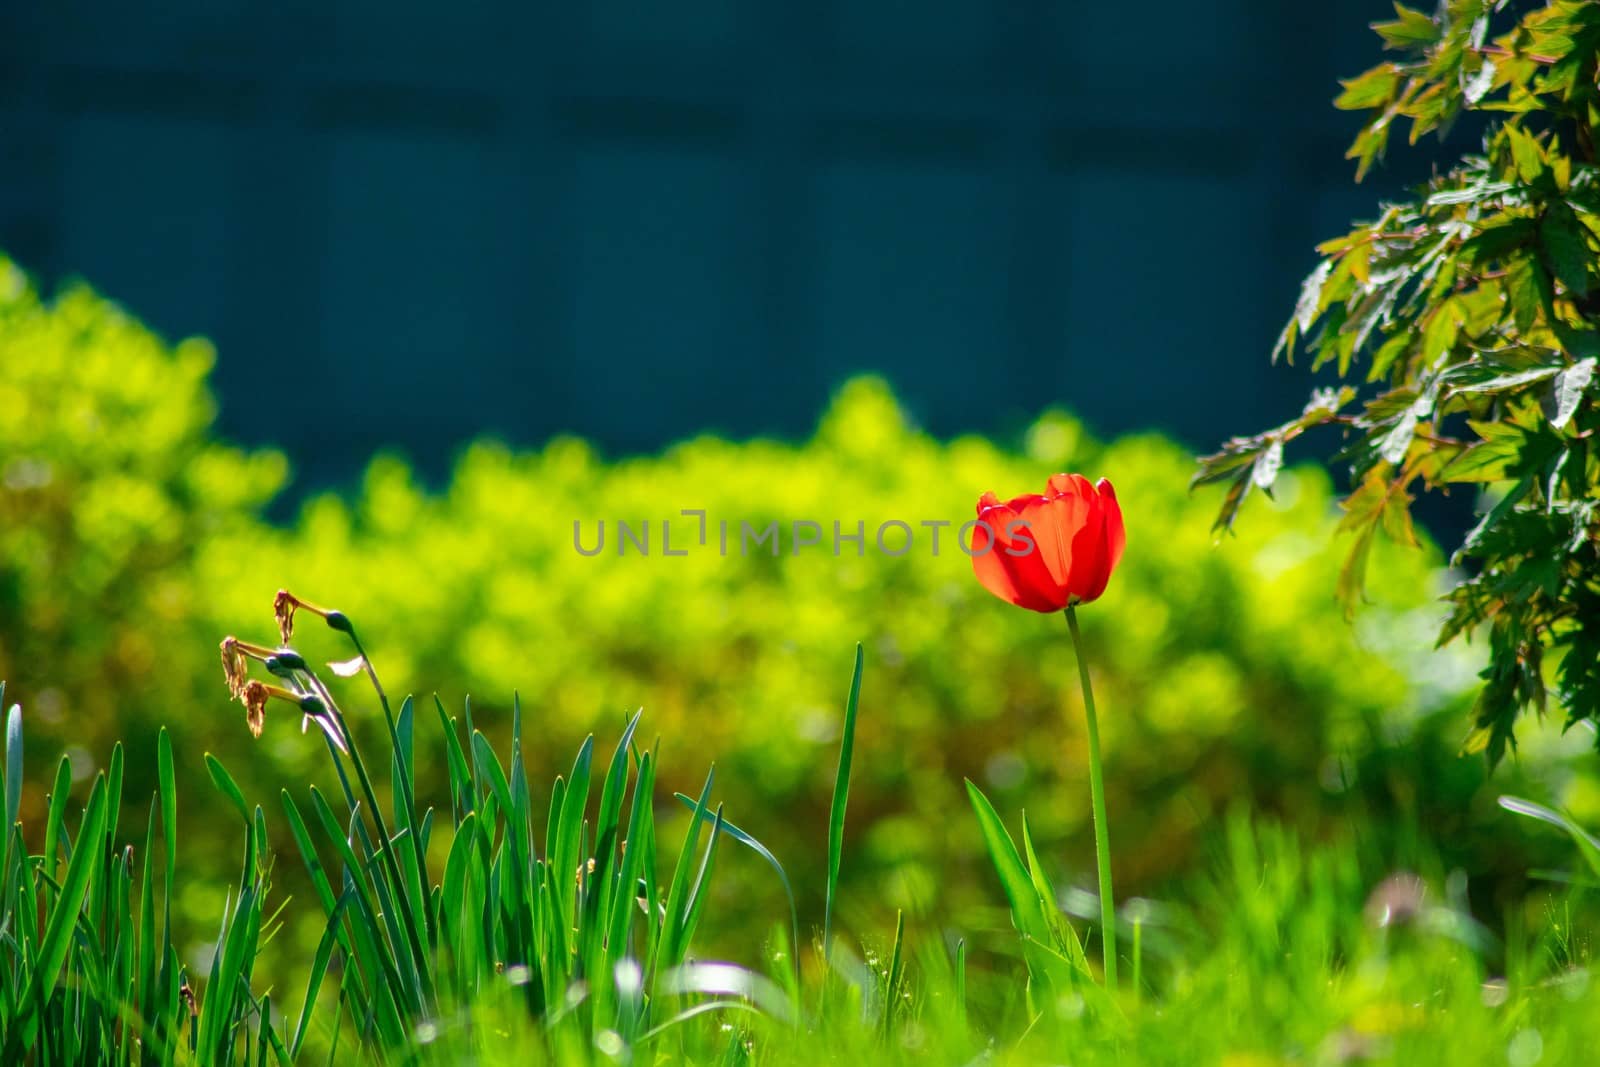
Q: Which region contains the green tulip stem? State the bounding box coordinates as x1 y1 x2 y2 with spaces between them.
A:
1066 604 1116 988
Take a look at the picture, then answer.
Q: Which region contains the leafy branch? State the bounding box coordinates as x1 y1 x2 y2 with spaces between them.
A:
1196 0 1600 766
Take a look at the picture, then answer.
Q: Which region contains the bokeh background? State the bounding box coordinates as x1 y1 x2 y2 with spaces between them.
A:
1 1 1590 982
4 0 1439 487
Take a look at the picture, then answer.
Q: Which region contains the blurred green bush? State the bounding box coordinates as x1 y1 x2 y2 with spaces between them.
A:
0 258 1583 960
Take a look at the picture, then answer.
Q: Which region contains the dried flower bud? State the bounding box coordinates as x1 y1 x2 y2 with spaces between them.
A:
242 680 269 738
274 589 297 645
220 637 249 699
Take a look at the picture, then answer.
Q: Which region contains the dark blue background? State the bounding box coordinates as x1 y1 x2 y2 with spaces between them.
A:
1 3 1449 495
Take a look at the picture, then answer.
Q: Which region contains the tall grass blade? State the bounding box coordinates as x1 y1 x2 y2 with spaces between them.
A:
2 694 17 881
673 792 799 972
654 766 716 978
825 643 864 960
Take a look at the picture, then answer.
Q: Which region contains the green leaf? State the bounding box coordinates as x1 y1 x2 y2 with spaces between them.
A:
1251 439 1283 492
1421 296 1464 362
1464 58 1497 106
965 781 1048 940
1552 357 1596 429
1373 4 1438 49
1507 255 1553 333
205 753 251 825
1380 406 1419 464
1453 475 1533 566
1441 419 1563 483
824 643 864 959
1278 260 1334 363
1541 205 1592 296
1335 65 1401 110
1507 125 1549 185
1443 363 1563 398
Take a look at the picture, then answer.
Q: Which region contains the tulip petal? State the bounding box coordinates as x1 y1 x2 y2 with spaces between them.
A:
1096 478 1126 573
971 498 1066 612
1068 499 1111 602
1030 480 1091 592
1069 479 1125 603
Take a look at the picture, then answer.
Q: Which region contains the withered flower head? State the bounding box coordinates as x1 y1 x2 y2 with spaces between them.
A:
220 637 249 699
274 589 298 645
243 680 270 737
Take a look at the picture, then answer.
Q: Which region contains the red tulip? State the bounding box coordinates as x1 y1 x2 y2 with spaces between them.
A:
970 474 1125 612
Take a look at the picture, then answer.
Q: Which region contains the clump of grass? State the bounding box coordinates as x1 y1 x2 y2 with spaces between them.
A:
5 597 1600 1064
0 682 285 1064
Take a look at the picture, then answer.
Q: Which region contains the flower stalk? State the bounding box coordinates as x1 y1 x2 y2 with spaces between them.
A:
1067 604 1116 988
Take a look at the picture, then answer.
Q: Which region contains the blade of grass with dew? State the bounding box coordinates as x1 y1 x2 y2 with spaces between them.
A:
825 644 863 961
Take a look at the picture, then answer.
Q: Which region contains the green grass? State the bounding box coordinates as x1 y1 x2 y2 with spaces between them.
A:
2 622 1598 1066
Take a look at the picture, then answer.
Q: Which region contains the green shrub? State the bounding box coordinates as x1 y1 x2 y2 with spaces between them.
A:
0 259 284 872
0 255 1571 960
